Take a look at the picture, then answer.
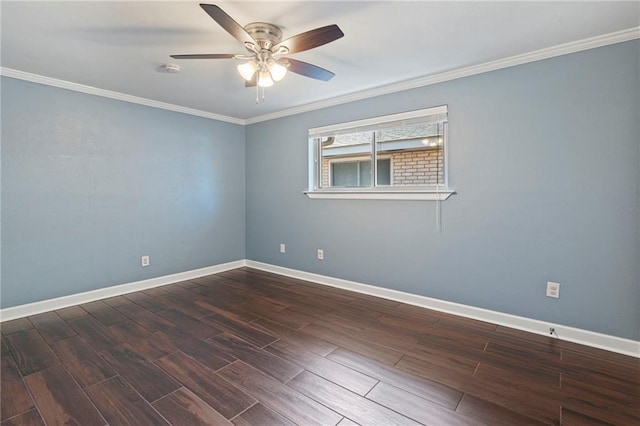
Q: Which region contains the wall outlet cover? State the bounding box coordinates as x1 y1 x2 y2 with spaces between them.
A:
546 281 560 298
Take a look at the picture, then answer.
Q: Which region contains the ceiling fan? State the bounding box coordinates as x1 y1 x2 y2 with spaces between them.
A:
170 4 344 89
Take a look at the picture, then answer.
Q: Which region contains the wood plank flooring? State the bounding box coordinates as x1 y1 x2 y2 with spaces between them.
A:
1 267 638 425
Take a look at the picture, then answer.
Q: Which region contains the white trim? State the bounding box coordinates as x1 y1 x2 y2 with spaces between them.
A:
309 105 447 137
0 260 246 322
304 190 454 201
1 28 637 125
246 27 640 124
1 258 637 357
0 68 244 126
245 260 640 358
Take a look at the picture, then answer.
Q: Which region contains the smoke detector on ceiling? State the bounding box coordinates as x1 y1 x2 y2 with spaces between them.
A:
159 63 181 73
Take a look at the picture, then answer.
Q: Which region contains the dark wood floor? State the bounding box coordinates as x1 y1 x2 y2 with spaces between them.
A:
1 267 638 425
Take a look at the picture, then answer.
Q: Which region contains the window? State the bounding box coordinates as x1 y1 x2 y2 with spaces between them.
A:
330 158 391 187
307 105 453 200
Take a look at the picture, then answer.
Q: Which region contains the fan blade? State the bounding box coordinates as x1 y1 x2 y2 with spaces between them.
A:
170 54 236 59
200 4 255 45
273 24 343 54
282 58 335 81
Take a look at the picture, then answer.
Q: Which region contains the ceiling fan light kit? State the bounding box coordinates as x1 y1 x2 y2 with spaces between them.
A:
170 4 344 100
237 61 258 81
257 70 274 88
267 60 287 82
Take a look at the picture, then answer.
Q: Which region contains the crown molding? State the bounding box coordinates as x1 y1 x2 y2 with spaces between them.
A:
0 67 245 125
245 26 640 124
2 27 637 126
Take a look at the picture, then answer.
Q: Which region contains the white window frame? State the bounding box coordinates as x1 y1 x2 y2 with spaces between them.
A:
306 105 454 200
327 155 393 187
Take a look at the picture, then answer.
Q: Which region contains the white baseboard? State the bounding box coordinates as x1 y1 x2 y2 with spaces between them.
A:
245 260 640 358
2 258 637 358
0 260 246 322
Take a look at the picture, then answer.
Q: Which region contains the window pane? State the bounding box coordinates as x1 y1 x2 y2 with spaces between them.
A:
321 132 372 188
359 160 371 186
331 161 358 187
375 121 445 187
377 159 391 185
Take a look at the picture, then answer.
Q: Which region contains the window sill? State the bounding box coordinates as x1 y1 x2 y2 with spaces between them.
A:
304 189 455 201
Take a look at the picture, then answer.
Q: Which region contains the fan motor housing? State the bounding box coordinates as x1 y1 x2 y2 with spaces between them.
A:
244 22 283 49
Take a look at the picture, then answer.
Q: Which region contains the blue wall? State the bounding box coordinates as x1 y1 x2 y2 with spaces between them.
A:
1 77 246 307
2 41 638 341
245 41 639 340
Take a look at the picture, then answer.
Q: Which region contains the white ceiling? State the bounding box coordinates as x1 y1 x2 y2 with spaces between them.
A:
2 1 639 122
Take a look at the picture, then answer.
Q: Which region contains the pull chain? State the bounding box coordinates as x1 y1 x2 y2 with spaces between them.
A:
255 86 267 104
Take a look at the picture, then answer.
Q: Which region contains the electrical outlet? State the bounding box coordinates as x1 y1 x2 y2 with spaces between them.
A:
546 281 560 298
317 249 324 260
280 243 286 254
141 255 150 267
